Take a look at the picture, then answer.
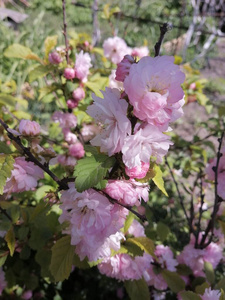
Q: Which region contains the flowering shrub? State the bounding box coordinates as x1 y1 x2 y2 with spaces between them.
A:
0 4 224 300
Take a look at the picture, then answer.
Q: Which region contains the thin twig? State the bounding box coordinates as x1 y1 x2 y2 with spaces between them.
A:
154 23 173 57
200 131 224 248
195 172 205 248
0 207 12 221
62 0 69 64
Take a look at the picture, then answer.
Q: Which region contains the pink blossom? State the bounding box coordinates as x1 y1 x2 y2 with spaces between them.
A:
64 68 76 80
69 143 85 159
201 288 221 300
21 290 33 300
125 161 150 179
115 55 135 82
48 51 62 64
62 128 77 144
19 119 41 136
81 124 101 142
59 184 127 261
108 70 123 89
145 266 168 290
72 87 85 101
131 46 149 58
103 36 132 64
57 154 77 167
122 123 173 168
124 56 185 130
104 179 149 206
0 268 6 295
75 51 92 82
52 111 77 129
67 99 79 109
127 219 145 237
4 157 44 193
86 88 131 156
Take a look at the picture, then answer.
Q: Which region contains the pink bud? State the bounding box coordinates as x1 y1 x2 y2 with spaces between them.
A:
69 143 85 159
115 55 135 82
125 162 150 179
48 51 62 64
67 99 79 109
19 120 41 136
189 82 196 90
21 290 33 300
72 87 85 102
64 68 76 80
84 41 90 47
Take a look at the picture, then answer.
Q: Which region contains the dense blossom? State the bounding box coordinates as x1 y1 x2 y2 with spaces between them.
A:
103 36 132 64
52 111 77 129
122 123 173 168
4 157 44 193
125 161 150 179
59 184 127 261
87 88 131 156
104 179 149 206
115 55 135 82
206 147 225 200
178 235 223 277
69 143 85 159
19 119 41 136
124 56 185 130
75 51 92 82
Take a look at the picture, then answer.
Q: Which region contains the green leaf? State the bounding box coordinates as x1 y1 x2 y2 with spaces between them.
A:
220 289 225 300
121 241 144 257
162 270 186 293
219 220 225 236
152 165 168 196
126 237 155 257
204 261 215 284
29 65 50 82
85 77 109 98
4 44 42 62
44 35 58 61
124 278 150 300
0 141 12 154
215 278 225 291
35 249 53 280
94 180 108 190
74 153 115 192
0 251 8 267
123 213 134 233
176 264 192 276
156 222 170 242
35 185 54 202
50 235 75 282
195 282 210 295
0 154 15 195
0 93 27 108
180 291 201 300
5 226 16 256
38 84 58 100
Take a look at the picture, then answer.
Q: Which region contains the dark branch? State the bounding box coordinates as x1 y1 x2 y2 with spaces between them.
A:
154 22 173 57
62 0 69 64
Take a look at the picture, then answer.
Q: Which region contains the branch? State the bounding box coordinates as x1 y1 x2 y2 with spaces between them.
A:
199 131 224 248
154 23 173 57
62 0 69 64
0 118 69 191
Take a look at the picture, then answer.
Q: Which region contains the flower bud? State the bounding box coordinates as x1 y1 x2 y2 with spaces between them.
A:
64 68 76 80
19 120 41 136
69 143 85 159
67 99 79 109
48 51 62 64
72 87 85 102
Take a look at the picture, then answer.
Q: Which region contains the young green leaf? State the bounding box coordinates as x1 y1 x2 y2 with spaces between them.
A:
162 270 186 293
126 237 155 257
5 226 16 256
0 154 15 195
152 165 168 196
124 278 150 300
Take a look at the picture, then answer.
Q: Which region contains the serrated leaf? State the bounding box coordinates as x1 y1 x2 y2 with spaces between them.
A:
215 278 225 291
195 282 210 295
85 78 109 97
44 35 58 61
4 44 42 63
162 270 186 293
180 291 201 300
50 235 75 282
29 65 50 82
124 278 150 300
204 261 215 284
122 241 144 257
0 251 8 267
0 154 15 195
152 165 168 196
126 237 155 257
5 226 15 256
156 222 170 242
74 154 115 192
94 180 108 190
136 168 156 183
176 264 192 276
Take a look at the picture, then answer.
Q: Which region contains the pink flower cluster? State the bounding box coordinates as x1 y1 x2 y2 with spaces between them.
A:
19 119 41 136
0 268 6 295
52 111 85 166
4 157 44 193
103 36 149 65
205 146 225 200
178 235 223 277
59 183 127 261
